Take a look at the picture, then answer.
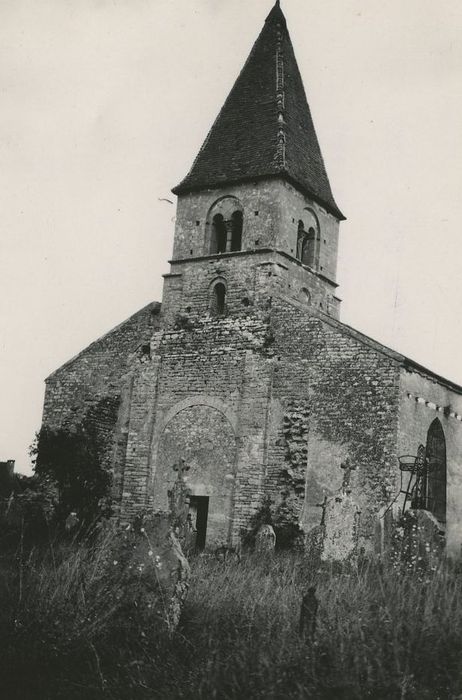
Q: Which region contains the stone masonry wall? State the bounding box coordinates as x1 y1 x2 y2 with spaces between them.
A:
397 368 462 556
172 178 339 286
118 312 275 545
119 295 403 551
41 303 161 503
161 249 339 332
267 300 402 549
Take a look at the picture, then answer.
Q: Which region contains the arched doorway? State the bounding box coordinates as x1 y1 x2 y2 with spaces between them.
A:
153 404 237 547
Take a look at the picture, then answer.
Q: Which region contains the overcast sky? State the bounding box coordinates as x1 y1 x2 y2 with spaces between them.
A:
1 0 462 474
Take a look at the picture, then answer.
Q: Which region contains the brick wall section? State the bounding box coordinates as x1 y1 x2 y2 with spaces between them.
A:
42 302 161 501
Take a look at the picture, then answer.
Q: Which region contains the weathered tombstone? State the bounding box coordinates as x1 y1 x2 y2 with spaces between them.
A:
255 523 276 554
318 459 361 562
392 508 445 570
214 542 242 563
119 513 190 633
117 457 192 633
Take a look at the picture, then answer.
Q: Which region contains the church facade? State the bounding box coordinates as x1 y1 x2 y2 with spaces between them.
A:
41 2 462 556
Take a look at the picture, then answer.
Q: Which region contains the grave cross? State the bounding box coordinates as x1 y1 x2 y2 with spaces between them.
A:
341 459 356 494
169 458 191 533
315 495 328 526
172 458 190 480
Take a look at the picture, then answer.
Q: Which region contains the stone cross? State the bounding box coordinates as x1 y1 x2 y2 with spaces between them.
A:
168 458 191 533
315 495 328 527
172 458 191 480
341 458 356 494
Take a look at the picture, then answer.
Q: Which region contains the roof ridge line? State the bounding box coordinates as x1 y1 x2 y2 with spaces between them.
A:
275 21 286 170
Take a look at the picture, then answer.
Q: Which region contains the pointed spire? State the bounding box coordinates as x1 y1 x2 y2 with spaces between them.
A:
265 0 286 26
173 3 344 220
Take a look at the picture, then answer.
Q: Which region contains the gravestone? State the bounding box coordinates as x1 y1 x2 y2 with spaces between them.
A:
255 523 276 554
118 514 190 633
319 459 361 562
117 458 192 633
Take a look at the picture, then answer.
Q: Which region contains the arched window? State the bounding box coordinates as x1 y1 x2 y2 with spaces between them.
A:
296 222 317 268
207 197 244 254
231 211 243 252
425 419 446 522
296 210 320 269
211 214 227 254
210 282 226 317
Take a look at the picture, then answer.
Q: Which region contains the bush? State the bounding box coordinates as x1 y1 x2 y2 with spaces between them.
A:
32 426 112 526
0 474 59 547
242 496 305 550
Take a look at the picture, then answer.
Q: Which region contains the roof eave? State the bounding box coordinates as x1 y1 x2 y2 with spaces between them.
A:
172 171 346 221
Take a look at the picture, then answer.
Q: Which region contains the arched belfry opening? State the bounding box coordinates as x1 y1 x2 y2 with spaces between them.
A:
212 214 227 254
425 418 447 522
231 210 243 252
296 210 320 269
207 197 244 254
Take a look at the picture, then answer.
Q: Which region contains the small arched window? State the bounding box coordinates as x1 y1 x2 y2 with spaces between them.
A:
425 419 446 522
211 214 227 254
210 282 227 317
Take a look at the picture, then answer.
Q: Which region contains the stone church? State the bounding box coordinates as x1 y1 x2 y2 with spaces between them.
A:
41 2 462 556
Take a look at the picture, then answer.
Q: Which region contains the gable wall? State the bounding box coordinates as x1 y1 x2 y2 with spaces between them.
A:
41 303 161 502
119 313 274 543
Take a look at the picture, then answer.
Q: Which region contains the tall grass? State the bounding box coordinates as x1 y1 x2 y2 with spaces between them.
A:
0 533 461 699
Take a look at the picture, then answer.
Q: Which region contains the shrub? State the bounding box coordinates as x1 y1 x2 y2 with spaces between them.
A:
242 495 305 550
32 426 112 526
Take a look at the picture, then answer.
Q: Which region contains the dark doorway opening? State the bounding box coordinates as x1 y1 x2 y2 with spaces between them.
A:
189 496 209 550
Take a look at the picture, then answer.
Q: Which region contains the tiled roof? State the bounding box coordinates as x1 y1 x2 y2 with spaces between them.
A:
173 1 344 220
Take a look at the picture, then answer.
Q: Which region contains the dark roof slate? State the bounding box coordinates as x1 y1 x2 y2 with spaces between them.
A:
173 1 344 220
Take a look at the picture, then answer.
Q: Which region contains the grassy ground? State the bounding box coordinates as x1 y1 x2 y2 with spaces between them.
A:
0 532 461 699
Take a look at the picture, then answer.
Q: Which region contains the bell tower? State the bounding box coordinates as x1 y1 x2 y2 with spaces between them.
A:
161 1 345 325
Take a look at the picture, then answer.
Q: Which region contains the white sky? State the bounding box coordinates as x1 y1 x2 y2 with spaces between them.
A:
1 0 462 474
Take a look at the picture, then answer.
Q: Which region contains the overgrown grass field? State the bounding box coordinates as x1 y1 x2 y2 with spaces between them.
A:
1 532 461 699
